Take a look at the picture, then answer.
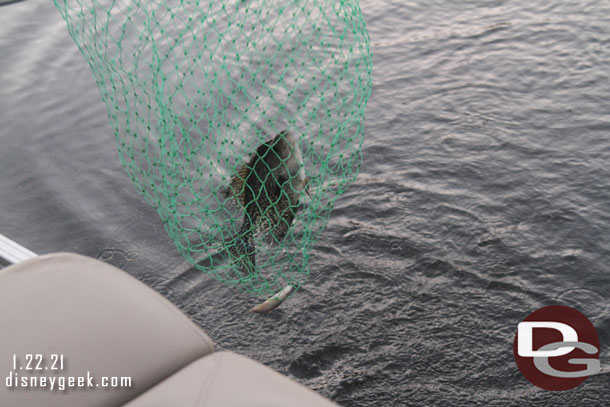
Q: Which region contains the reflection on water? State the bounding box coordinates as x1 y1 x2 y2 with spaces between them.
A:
1 0 609 405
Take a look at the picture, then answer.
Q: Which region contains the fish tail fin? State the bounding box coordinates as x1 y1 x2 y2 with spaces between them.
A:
195 228 256 280
228 229 257 278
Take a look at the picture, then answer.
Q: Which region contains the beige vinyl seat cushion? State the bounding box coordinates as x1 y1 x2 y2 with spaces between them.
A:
0 253 337 407
125 351 337 407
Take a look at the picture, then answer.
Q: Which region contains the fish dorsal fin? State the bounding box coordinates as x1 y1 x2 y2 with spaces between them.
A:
228 164 249 208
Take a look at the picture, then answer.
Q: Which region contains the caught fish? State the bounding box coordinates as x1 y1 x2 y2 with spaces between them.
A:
196 130 309 311
224 130 309 277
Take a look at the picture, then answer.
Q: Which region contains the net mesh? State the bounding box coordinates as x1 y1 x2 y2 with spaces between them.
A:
54 0 372 297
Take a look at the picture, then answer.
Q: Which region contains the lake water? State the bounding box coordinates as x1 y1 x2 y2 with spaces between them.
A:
1 0 609 405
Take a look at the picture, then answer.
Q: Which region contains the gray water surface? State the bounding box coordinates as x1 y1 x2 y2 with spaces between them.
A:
1 0 610 405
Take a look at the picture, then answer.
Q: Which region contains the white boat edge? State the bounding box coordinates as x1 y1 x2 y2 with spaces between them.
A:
0 233 37 265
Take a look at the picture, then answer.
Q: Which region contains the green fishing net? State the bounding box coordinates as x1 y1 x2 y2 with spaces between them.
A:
54 0 372 297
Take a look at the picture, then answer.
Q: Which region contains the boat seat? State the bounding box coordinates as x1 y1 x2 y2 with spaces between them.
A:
0 253 336 407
